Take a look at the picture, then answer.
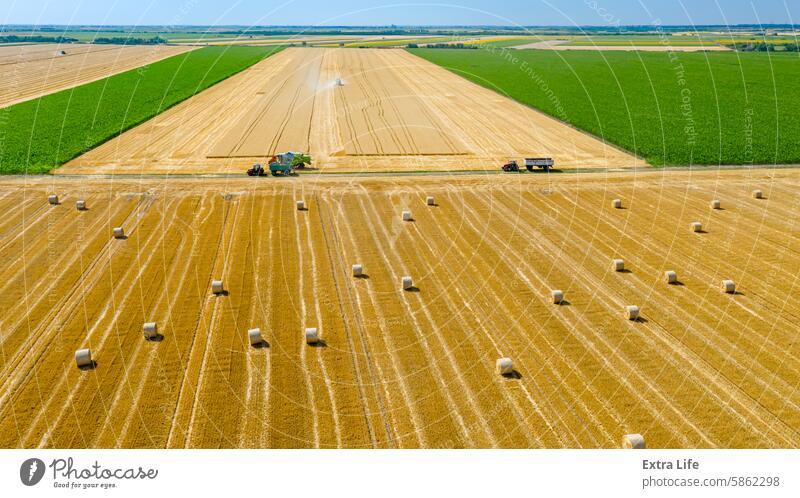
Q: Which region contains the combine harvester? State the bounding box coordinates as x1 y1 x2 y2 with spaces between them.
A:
502 157 555 172
247 152 311 177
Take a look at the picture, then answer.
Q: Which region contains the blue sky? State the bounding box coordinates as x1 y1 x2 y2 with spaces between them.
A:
2 0 798 27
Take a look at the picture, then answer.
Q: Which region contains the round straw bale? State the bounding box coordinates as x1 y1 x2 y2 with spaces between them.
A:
622 434 646 449
612 198 622 209
752 190 763 199
48 195 59 205
76 200 86 211
691 221 702 232
296 200 305 210
211 280 224 295
721 279 736 294
305 327 319 345
612 259 625 272
75 349 92 368
625 305 640 321
402 276 413 290
496 357 514 375
426 196 435 206
710 199 721 210
112 227 125 239
402 210 412 221
551 290 564 304
248 328 263 346
352 264 363 277
143 322 158 340
664 271 678 284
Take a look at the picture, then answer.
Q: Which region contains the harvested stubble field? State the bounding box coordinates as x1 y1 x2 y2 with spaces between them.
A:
60 47 638 175
0 43 194 108
0 168 799 448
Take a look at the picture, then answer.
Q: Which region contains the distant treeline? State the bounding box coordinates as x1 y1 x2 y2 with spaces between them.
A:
93 36 167 45
730 42 800 52
407 43 477 49
0 35 78 43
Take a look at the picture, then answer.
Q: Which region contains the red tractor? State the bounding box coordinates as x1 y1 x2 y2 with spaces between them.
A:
502 160 520 172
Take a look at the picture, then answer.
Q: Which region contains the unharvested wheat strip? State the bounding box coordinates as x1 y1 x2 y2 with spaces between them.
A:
341 51 399 154
374 50 463 154
191 196 264 447
404 202 546 447
504 191 795 446
358 191 474 447
373 50 463 154
558 190 800 420
124 194 226 448
475 191 704 447
310 51 344 161
450 193 609 447
331 197 422 448
356 51 417 154
0 195 148 410
95 197 205 446
423 194 614 447
166 196 234 448
389 53 495 154
26 198 182 447
293 189 321 448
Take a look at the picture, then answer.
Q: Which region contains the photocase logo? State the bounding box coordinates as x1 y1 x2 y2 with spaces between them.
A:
20 458 46 486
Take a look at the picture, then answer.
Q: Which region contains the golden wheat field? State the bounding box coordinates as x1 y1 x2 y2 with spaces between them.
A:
0 43 195 108
59 47 639 175
0 168 798 448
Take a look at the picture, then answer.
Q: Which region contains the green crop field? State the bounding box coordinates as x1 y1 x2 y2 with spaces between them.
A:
0 45 281 174
410 47 800 166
